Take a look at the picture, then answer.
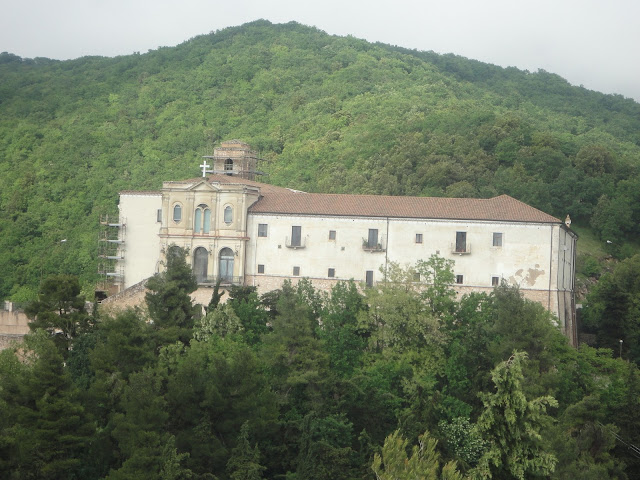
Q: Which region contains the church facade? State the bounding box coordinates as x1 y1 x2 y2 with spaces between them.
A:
115 140 578 344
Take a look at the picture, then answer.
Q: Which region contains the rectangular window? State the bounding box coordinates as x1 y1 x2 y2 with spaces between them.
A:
493 232 503 247
456 275 464 284
293 266 300 276
258 264 265 274
491 276 500 286
157 209 162 223
455 232 467 253
258 224 268 237
365 270 374 287
415 233 423 244
368 229 378 248
328 268 335 278
291 226 302 247
329 230 336 240
413 272 421 282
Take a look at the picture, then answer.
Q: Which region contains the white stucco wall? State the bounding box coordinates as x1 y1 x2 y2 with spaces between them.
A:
244 213 559 291
118 193 162 289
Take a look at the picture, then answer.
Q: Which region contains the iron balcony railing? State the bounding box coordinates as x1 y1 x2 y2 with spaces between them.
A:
451 243 472 255
362 235 386 252
197 275 244 286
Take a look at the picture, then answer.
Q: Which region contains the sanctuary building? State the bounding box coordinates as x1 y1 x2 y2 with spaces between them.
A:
108 140 577 344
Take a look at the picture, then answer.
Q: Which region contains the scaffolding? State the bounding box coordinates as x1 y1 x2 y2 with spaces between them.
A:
201 140 268 181
97 214 125 295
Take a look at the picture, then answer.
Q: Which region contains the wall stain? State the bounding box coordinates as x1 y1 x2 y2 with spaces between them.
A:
510 265 545 287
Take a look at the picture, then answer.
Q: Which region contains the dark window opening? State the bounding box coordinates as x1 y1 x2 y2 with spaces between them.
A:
367 229 378 248
493 232 503 247
224 158 233 175
329 230 336 240
416 233 423 244
291 226 302 247
293 266 300 276
456 275 464 284
366 270 374 287
328 268 335 278
258 224 268 237
492 276 500 286
258 264 265 274
455 232 467 253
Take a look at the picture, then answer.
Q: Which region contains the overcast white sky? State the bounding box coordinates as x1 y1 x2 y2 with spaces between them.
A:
1 0 639 101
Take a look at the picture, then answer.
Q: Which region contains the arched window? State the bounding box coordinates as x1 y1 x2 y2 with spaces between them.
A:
194 208 202 234
194 204 210 234
224 158 233 175
173 204 182 223
202 208 210 233
224 205 233 225
219 247 234 282
193 247 208 283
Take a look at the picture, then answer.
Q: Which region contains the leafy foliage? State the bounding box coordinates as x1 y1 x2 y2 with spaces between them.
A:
3 272 640 479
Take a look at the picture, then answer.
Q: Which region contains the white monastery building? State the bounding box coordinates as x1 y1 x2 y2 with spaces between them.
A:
113 140 578 344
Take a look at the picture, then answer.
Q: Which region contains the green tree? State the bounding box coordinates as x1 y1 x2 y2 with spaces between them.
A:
551 396 627 480
319 280 367 376
227 422 266 480
473 351 558 480
415 254 456 320
25 274 92 355
0 332 93 479
227 286 269 345
372 429 463 480
145 246 199 345
582 254 640 364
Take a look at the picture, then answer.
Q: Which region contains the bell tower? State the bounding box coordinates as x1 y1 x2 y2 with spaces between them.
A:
202 140 264 181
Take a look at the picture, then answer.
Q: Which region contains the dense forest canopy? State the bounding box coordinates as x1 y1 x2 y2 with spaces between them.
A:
2 255 639 479
1 20 640 300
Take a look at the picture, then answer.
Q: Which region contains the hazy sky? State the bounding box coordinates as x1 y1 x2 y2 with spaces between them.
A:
2 0 639 101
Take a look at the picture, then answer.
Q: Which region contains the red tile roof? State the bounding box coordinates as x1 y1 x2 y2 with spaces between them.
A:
127 175 560 223
249 192 561 223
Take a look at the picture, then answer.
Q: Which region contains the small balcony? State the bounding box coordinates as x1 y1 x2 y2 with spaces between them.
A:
197 275 244 286
285 236 307 249
451 243 472 255
362 236 386 252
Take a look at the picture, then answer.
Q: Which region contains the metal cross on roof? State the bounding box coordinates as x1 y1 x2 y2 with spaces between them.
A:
200 160 213 177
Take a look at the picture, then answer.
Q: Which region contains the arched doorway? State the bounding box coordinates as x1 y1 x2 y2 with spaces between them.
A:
193 247 208 283
219 247 234 283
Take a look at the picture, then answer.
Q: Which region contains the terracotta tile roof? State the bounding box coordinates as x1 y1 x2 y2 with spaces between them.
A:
140 174 559 223
249 192 561 223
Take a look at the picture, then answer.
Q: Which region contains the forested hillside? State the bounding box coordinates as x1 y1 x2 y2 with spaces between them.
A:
2 19 640 300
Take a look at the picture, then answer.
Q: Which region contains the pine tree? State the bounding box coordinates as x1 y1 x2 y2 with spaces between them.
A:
226 422 265 480
145 246 199 345
25 274 92 355
371 429 463 480
0 332 93 479
473 351 558 479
